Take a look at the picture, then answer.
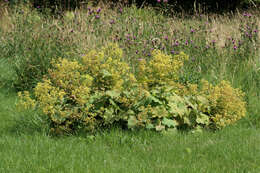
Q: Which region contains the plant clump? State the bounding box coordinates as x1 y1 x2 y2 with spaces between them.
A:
137 50 189 89
17 44 247 134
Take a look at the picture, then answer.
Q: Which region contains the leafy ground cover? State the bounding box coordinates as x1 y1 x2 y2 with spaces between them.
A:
0 2 260 172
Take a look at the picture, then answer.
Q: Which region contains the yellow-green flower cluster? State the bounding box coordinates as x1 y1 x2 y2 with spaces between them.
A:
82 43 136 91
137 50 189 88
200 80 246 128
17 57 95 131
178 79 246 128
34 58 94 126
17 43 138 133
17 91 36 110
49 58 93 106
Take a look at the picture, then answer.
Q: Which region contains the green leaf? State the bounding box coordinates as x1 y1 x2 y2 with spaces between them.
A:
109 99 117 107
162 117 177 128
151 96 162 104
146 123 154 129
127 116 137 129
146 95 162 105
103 108 114 121
106 90 120 98
183 117 191 125
167 94 189 117
168 102 179 117
126 109 135 116
101 69 111 77
168 102 187 117
184 96 197 109
196 113 209 125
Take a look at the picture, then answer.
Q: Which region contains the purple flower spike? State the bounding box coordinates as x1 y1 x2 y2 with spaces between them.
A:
95 15 100 19
191 29 195 33
96 8 101 13
164 35 168 40
233 45 237 50
119 8 123 14
109 19 115 24
171 50 175 54
157 0 161 2
243 12 252 17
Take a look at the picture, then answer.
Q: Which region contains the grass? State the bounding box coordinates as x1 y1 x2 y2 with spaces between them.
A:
0 2 260 172
1 92 260 173
1 114 260 172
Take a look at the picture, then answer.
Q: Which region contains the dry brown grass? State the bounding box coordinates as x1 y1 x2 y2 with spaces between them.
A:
0 4 13 33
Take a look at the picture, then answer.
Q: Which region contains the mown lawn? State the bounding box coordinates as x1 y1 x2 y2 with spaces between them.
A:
0 88 259 173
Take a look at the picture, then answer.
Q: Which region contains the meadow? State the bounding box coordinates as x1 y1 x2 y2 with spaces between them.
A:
0 2 260 172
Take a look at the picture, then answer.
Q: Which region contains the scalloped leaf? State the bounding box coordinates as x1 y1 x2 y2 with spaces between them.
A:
196 113 210 125
127 116 137 129
146 123 155 129
162 117 178 128
106 90 120 98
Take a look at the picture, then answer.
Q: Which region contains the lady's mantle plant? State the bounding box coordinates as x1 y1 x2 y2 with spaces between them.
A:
17 43 246 134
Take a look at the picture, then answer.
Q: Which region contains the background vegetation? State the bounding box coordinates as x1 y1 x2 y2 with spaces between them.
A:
0 1 260 172
3 0 260 12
